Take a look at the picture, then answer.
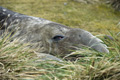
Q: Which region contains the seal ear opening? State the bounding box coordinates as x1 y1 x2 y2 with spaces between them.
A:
52 35 65 42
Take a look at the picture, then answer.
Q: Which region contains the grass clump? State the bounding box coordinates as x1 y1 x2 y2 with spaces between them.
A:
0 33 120 80
0 35 36 79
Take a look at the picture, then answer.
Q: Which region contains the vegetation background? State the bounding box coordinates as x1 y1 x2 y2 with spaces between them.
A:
0 0 120 80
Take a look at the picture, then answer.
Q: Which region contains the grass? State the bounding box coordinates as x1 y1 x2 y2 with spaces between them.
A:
0 0 120 80
0 36 120 80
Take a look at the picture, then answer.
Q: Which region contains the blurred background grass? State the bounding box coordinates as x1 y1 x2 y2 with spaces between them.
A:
0 0 120 35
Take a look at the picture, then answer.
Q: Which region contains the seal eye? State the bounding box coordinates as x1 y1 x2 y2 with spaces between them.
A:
52 35 64 42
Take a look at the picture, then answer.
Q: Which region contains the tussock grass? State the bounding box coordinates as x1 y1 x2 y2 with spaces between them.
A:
0 0 120 80
0 35 120 80
0 35 36 79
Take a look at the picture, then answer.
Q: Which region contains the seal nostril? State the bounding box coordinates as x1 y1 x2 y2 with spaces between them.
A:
52 35 64 42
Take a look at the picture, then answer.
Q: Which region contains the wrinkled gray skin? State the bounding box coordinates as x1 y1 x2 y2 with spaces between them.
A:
0 6 109 61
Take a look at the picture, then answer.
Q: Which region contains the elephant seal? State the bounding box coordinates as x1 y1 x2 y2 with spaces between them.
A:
0 6 109 60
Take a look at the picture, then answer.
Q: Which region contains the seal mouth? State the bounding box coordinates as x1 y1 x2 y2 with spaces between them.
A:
52 35 65 42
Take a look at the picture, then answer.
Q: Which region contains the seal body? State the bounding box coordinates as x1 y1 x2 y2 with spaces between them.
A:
0 6 109 57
